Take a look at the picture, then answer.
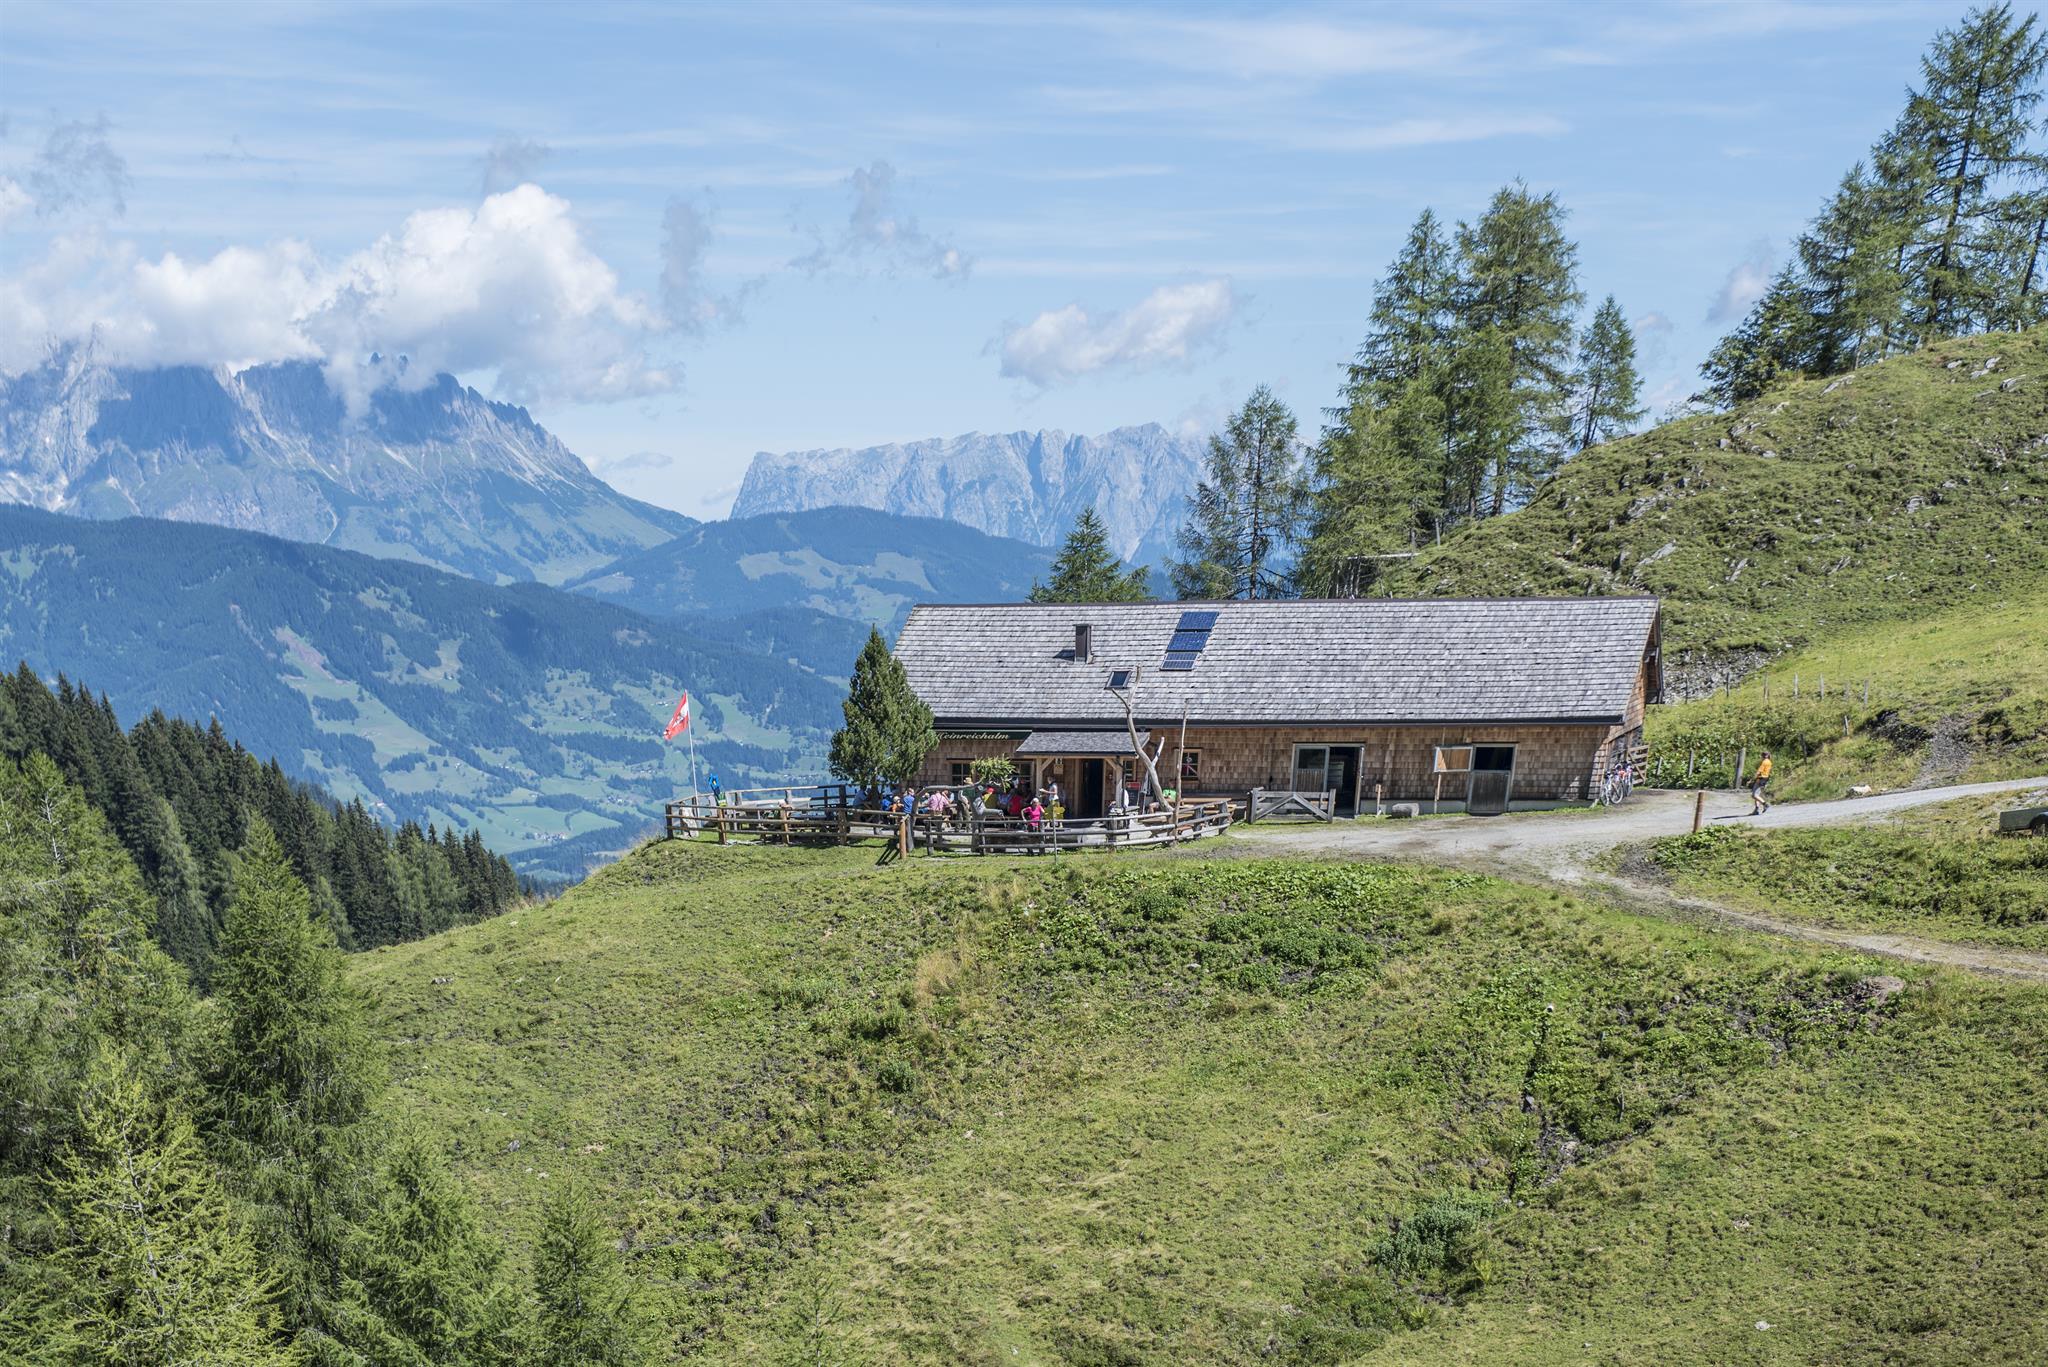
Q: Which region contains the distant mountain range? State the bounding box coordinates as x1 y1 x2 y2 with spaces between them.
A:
0 355 1187 877
730 423 1204 570
0 345 689 586
0 504 851 878
569 506 1054 633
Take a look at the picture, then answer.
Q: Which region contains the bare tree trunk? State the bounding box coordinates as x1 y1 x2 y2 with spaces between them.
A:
1111 670 1169 805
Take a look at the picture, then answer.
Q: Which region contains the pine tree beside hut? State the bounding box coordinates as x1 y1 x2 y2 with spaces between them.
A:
1029 507 1151 602
828 629 937 799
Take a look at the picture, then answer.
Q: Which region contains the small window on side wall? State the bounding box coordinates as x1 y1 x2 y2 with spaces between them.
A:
1433 745 1473 774
1178 750 1201 786
947 759 972 786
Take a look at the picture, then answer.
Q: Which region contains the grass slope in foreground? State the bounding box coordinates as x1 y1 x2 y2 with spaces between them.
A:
353 841 2048 1363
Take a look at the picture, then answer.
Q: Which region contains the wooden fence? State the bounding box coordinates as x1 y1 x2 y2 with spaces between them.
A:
663 785 1232 856
1245 788 1338 823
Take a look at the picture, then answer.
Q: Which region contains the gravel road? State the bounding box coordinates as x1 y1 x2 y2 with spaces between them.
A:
1221 777 2048 982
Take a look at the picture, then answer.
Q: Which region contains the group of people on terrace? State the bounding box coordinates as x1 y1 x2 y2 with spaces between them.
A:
880 777 1059 830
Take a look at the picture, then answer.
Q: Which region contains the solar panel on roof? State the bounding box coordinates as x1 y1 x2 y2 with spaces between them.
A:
1167 630 1211 653
1175 610 1220 631
1160 651 1200 671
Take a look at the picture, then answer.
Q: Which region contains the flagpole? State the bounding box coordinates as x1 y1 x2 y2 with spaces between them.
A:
686 695 700 799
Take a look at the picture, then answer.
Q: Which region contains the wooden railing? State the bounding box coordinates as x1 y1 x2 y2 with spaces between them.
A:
662 786 1233 855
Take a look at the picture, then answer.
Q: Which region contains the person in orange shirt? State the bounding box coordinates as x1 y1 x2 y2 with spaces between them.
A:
1749 751 1774 814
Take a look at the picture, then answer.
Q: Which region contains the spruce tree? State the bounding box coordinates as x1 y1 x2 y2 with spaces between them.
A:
827 629 936 797
206 821 387 1358
1699 267 1814 405
356 1131 523 1365
1300 377 1445 595
1439 327 1518 526
1170 385 1309 599
1566 296 1645 451
1454 183 1583 513
1029 507 1152 602
31 1054 292 1366
531 1181 653 1367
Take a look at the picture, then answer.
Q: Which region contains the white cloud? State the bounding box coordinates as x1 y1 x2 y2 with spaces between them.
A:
1708 240 1773 322
0 183 674 411
591 449 676 474
1295 113 1567 152
998 278 1236 388
793 160 969 279
1632 310 1674 338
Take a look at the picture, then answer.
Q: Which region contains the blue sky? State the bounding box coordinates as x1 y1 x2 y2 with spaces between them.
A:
0 0 1965 518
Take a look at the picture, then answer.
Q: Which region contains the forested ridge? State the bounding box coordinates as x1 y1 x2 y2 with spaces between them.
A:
0 663 524 985
0 754 648 1362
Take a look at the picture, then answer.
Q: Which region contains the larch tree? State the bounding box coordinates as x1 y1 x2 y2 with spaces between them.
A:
1299 378 1445 595
1904 2 2048 336
1454 182 1583 514
30 1055 293 1367
1029 507 1152 602
828 628 936 797
1170 385 1310 600
1567 296 1646 451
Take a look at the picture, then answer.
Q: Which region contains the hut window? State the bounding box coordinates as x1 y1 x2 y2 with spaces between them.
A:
947 759 972 785
1108 668 1131 690
1292 745 1328 791
1178 749 1201 786
1433 745 1474 773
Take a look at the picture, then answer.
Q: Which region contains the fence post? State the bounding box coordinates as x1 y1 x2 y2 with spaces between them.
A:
716 805 728 845
1693 789 1705 834
898 811 910 859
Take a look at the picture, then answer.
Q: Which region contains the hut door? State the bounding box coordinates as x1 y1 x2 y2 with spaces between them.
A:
1076 759 1106 819
1327 747 1361 817
1466 745 1515 815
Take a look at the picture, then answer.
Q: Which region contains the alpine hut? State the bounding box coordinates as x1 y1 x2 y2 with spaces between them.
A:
891 596 1662 817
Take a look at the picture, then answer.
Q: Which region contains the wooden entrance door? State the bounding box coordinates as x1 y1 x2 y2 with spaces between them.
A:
1466 745 1515 815
1327 746 1361 817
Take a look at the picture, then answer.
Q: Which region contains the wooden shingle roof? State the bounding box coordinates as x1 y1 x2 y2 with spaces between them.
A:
893 597 1660 728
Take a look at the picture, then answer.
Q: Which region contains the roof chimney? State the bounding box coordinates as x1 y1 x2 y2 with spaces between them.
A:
1074 623 1092 662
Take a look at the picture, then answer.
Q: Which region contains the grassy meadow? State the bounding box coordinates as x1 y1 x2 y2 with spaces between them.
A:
352 838 2048 1364
1642 790 2048 952
1642 586 2048 800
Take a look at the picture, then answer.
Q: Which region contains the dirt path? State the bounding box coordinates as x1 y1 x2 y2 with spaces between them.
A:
1223 777 2048 982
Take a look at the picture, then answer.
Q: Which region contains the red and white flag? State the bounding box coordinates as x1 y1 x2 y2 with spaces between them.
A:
663 691 691 740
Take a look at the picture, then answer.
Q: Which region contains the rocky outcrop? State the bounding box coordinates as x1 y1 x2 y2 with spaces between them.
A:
730 423 1204 567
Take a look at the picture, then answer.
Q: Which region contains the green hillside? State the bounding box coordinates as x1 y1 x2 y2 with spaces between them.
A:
0 506 852 878
1377 329 2048 679
353 840 2048 1363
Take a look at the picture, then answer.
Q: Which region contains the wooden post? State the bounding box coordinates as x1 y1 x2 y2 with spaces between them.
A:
835 808 848 846
780 804 791 846
898 811 910 859
716 804 728 845
1735 745 1746 792
1692 789 1705 834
